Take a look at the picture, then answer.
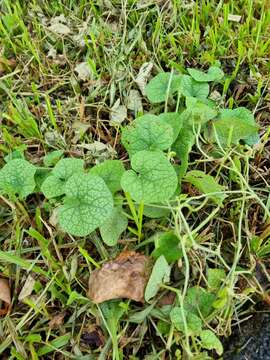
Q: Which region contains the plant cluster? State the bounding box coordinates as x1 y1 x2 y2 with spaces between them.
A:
0 64 261 358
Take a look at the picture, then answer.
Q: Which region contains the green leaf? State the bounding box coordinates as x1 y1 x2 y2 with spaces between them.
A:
99 206 128 246
41 158 84 199
184 170 226 205
187 66 224 82
158 112 183 142
207 269 226 290
121 150 178 203
180 75 209 99
0 159 36 199
145 73 182 103
212 107 259 146
89 160 125 194
58 173 113 237
4 147 26 162
122 115 174 156
184 286 216 318
200 330 223 355
143 204 170 218
152 232 183 263
43 150 64 167
37 334 71 356
186 97 218 125
170 307 202 335
172 121 195 179
145 255 170 302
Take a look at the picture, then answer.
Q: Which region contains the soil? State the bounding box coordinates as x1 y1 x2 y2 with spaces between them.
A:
223 309 270 359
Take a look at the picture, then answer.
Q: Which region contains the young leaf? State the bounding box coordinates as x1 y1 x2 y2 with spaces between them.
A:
41 158 84 199
211 107 259 146
121 150 178 203
158 112 183 142
58 173 113 236
122 115 174 156
184 170 225 205
170 307 202 335
0 159 36 199
145 255 170 301
179 75 209 99
184 286 216 318
145 73 182 103
43 150 64 167
187 66 224 82
89 160 125 194
99 207 128 246
207 269 226 290
152 232 183 263
200 330 223 355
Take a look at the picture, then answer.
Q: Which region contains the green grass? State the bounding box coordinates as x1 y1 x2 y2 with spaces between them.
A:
0 0 270 359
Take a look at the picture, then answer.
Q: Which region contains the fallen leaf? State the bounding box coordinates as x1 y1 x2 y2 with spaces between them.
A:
49 312 66 329
81 325 104 348
110 99 127 126
48 15 71 35
135 62 153 95
158 292 176 307
126 89 143 114
0 278 11 315
88 251 151 303
0 278 11 304
18 275 35 301
75 62 92 81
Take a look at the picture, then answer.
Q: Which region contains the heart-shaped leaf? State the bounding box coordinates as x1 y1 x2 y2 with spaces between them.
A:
99 206 128 246
122 115 174 156
41 158 84 199
180 75 209 99
89 160 125 194
187 66 224 82
0 159 36 199
211 107 259 146
121 150 178 203
58 173 113 236
145 73 182 103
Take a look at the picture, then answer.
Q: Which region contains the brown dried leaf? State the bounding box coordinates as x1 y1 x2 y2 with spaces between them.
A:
81 325 104 348
88 251 151 303
0 278 11 305
49 312 66 329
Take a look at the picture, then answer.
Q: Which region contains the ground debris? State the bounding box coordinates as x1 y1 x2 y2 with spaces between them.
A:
88 251 151 303
0 278 11 316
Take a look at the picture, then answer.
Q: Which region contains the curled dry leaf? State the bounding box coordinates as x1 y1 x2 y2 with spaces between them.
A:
18 275 35 301
88 251 151 303
110 99 127 126
135 62 153 95
0 278 11 315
